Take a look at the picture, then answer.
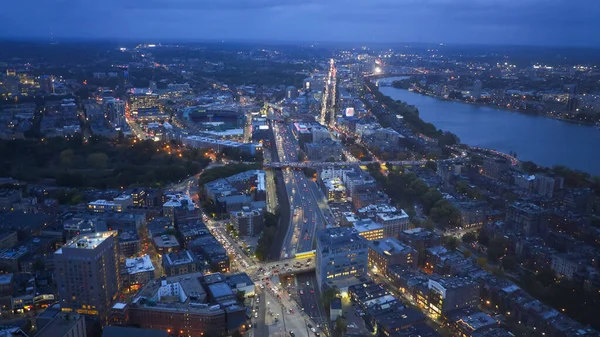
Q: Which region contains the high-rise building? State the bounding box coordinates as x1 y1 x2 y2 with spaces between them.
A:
39 75 54 93
230 206 264 236
473 80 482 99
567 84 579 113
128 90 160 116
482 158 510 180
104 98 126 129
316 227 368 290
54 231 120 321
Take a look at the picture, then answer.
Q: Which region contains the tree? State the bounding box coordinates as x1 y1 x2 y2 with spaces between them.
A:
333 317 347 337
501 255 517 271
443 236 459 251
421 217 435 231
87 152 108 169
321 287 340 311
462 232 477 244
421 188 443 213
424 160 437 172
487 236 509 263
430 200 460 228
232 330 243 337
60 149 75 167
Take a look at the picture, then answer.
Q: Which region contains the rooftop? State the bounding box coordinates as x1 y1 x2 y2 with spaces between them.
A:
35 313 84 337
353 219 384 233
450 311 497 331
164 250 196 266
131 272 218 314
55 231 116 254
370 238 414 256
126 255 155 275
227 273 253 287
208 282 234 298
374 307 426 331
317 226 365 248
153 235 179 248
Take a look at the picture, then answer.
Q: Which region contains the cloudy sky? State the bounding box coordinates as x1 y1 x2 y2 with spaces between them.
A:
1 0 599 46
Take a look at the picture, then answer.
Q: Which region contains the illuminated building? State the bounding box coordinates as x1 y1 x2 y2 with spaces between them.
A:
427 277 479 318
323 178 346 202
123 272 247 336
87 199 125 213
353 219 384 241
316 227 368 290
368 238 417 274
54 231 120 321
230 206 264 236
122 255 155 291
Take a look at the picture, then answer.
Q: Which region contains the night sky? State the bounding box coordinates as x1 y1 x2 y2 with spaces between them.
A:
1 0 599 46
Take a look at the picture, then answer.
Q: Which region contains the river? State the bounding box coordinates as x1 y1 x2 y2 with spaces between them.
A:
377 78 600 176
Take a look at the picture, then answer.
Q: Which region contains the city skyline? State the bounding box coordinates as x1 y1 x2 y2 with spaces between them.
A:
1 0 600 47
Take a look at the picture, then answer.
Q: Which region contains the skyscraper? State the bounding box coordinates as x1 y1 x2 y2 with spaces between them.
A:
104 98 126 129
567 84 579 112
54 231 120 321
473 80 482 99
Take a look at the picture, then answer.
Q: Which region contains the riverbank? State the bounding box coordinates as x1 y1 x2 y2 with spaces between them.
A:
376 83 600 176
389 80 599 127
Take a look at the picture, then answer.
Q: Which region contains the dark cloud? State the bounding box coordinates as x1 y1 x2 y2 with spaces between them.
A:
0 0 598 46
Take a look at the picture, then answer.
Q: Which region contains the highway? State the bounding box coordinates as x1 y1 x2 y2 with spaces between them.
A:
273 121 332 259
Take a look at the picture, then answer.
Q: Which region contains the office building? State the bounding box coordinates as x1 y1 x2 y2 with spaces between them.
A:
368 238 418 274
128 91 160 114
54 231 120 320
230 206 264 236
316 227 368 290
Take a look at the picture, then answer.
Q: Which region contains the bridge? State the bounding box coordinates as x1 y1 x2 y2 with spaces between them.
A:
246 256 316 280
264 160 429 168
